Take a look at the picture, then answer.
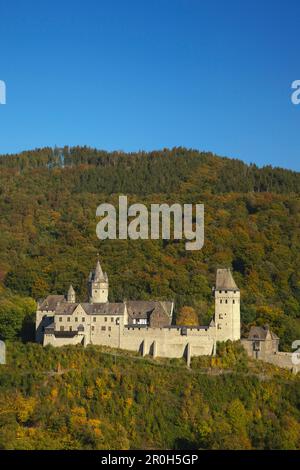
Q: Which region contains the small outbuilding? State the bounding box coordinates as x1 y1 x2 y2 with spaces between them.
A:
242 325 279 359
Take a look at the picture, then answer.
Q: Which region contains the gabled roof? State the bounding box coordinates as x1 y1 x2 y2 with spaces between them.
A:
126 301 173 320
39 295 65 311
248 325 279 341
55 302 79 315
81 302 125 315
215 269 239 291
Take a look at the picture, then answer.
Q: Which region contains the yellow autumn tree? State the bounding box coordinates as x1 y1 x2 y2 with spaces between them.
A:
176 306 198 326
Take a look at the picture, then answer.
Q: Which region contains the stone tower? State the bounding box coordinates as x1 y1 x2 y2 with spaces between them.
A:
67 284 76 303
214 268 240 342
88 259 109 303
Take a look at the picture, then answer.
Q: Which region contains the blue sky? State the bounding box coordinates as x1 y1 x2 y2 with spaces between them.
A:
0 0 300 170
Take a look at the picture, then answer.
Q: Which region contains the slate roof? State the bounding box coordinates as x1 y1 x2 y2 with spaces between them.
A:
55 302 79 315
39 295 173 324
38 295 65 311
81 302 125 315
44 322 55 332
126 300 173 321
247 325 279 341
215 269 239 291
89 260 108 282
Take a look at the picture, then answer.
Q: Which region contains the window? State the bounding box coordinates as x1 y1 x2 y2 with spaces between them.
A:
104 317 107 322
101 326 106 331
69 326 72 331
233 300 235 304
219 290 222 294
108 326 111 332
225 290 227 294
82 317 85 322
92 326 95 331
111 317 114 322
59 317 62 322
116 318 120 325
60 326 64 331
67 317 70 322
75 317 78 322
220 300 222 304
93 317 97 322
219 314 223 319
225 299 228 304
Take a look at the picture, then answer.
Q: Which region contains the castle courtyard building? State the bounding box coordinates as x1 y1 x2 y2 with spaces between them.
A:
36 260 241 360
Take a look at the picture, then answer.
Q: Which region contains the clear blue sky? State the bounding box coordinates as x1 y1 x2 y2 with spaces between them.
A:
1 0 300 170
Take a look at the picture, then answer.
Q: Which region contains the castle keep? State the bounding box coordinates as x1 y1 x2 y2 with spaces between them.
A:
36 259 241 360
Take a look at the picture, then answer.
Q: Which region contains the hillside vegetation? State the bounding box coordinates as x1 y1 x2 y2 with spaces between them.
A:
0 341 299 450
0 147 300 348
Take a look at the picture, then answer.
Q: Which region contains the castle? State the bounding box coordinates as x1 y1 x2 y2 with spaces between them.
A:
36 259 241 362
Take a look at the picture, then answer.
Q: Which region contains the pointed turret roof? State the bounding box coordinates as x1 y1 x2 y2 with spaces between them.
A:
215 269 239 290
92 259 108 282
94 260 104 280
68 284 75 294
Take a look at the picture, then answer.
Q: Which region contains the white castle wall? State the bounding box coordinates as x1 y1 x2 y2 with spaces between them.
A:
43 323 215 358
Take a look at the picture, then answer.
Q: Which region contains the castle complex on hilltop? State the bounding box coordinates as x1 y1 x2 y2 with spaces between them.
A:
36 259 241 362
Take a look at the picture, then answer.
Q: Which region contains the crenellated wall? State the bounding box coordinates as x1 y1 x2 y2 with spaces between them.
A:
43 324 216 359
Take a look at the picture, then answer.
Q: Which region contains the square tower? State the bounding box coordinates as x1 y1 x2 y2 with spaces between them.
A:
214 269 240 342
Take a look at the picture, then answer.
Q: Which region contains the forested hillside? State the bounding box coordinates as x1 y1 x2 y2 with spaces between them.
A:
0 147 300 349
0 341 299 450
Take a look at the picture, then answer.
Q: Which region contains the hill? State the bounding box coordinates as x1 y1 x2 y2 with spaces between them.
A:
0 147 300 348
0 341 299 450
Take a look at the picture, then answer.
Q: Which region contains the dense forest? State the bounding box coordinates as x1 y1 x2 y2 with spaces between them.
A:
0 341 299 450
0 146 300 349
0 146 300 450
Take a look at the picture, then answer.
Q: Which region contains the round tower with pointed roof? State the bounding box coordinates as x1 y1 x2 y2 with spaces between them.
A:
88 258 109 303
67 284 76 303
